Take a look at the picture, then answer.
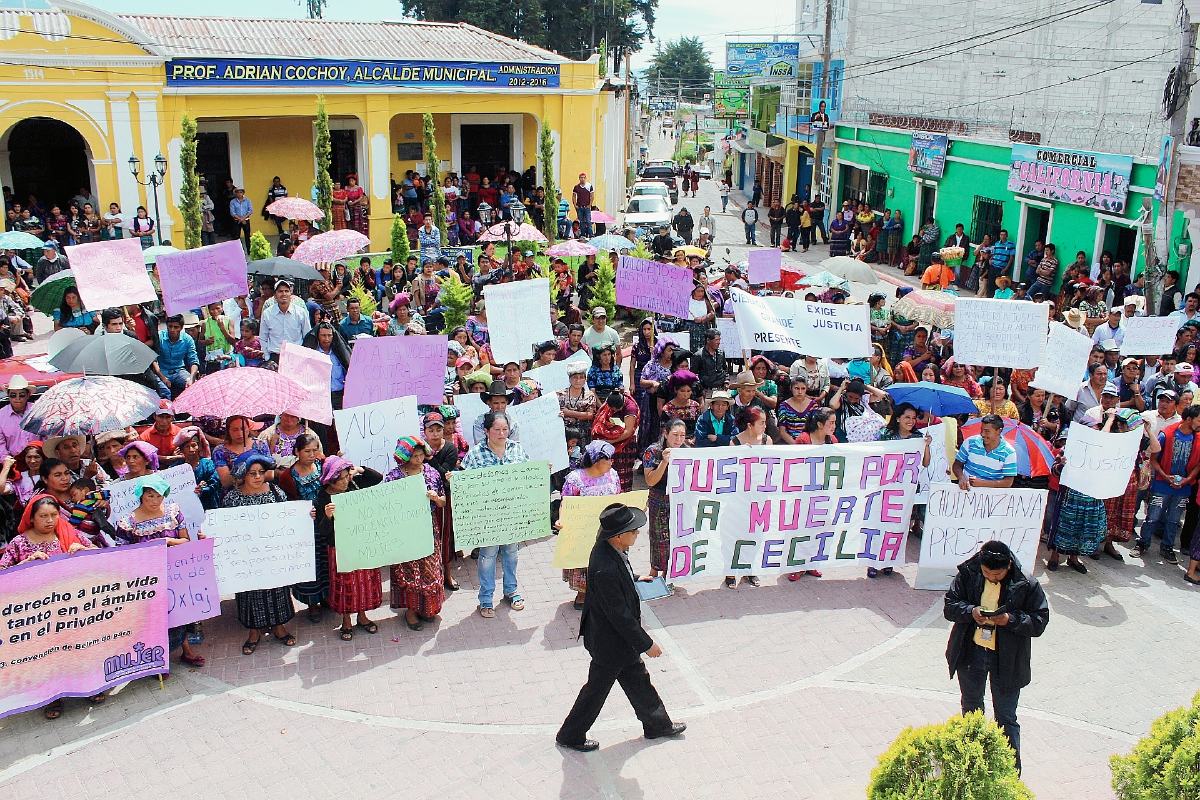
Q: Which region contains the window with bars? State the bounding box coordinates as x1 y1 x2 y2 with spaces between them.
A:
971 196 1004 244
867 173 888 211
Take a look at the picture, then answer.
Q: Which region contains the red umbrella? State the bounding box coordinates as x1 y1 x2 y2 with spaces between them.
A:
173 369 308 419
959 418 1054 477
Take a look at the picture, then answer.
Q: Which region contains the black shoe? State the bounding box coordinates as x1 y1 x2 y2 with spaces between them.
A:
1163 547 1179 565
556 738 599 752
646 723 687 740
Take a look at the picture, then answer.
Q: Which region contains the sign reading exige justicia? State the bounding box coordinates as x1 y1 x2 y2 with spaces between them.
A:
166 58 561 89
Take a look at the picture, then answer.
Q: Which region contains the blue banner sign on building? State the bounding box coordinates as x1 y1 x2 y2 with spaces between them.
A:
908 132 948 179
166 58 561 89
725 43 801 79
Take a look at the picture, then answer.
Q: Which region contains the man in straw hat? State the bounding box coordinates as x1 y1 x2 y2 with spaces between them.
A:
556 502 685 752
0 374 35 459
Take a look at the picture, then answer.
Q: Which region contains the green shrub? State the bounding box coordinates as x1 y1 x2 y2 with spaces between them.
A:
436 272 474 331
1112 691 1200 800
588 259 617 322
868 712 1032 800
248 231 272 263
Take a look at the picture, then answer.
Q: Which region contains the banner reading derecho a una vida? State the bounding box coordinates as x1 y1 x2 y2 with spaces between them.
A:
1008 144 1132 214
730 288 870 358
166 58 561 89
668 441 924 580
0 541 169 719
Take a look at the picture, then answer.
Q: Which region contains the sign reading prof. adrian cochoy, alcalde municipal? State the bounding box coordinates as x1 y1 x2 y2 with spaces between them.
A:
166 58 561 89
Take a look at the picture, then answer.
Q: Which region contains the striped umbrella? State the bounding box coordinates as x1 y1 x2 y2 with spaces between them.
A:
20 376 161 437
959 417 1054 477
29 269 75 315
293 229 370 265
266 196 324 221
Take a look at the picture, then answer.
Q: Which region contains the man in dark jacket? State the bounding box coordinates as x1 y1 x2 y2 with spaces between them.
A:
690 328 729 392
672 207 694 244
944 540 1049 774
556 503 685 752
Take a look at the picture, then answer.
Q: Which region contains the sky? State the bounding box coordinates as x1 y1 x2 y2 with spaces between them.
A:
87 0 801 73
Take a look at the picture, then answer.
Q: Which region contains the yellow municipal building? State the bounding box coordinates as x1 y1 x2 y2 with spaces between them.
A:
0 0 629 251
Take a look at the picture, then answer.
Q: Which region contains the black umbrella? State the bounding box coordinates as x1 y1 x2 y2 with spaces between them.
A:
247 256 325 282
49 332 158 376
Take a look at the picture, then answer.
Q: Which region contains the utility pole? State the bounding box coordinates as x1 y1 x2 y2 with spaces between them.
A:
1156 9 1198 306
811 0 834 203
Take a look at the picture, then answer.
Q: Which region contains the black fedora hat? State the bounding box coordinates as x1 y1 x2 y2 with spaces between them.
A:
483 380 515 399
597 503 649 541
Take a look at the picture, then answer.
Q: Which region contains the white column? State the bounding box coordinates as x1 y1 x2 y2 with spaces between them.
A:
107 92 141 217
135 92 171 236
370 132 389 201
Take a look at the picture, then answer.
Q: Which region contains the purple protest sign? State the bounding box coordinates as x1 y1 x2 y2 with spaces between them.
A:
166 538 220 628
156 240 248 316
747 248 782 284
343 334 447 407
615 256 692 318
65 238 157 311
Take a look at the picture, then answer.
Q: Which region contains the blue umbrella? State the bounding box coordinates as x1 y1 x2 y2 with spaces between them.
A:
886 381 978 416
589 233 635 251
0 231 49 250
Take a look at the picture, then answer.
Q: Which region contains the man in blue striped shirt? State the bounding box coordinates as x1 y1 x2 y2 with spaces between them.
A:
986 229 1017 298
954 414 1017 489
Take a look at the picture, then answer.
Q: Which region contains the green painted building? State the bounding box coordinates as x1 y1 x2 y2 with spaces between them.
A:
830 125 1169 289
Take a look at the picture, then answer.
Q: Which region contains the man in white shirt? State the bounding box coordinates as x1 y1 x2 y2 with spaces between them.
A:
581 307 621 351
697 206 716 243
1165 291 1200 329
1144 390 1182 438
259 280 311 362
223 295 248 339
1092 308 1124 348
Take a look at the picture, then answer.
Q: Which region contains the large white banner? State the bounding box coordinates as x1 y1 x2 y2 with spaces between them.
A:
204 500 316 595
1120 316 1177 356
107 463 207 538
916 484 1046 590
506 393 570 472
729 288 870 358
1059 424 1142 499
954 298 1049 369
333 395 421 475
1030 322 1093 398
668 440 924 581
484 278 553 364
523 349 590 394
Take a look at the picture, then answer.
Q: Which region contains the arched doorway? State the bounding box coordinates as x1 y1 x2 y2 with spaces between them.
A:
6 117 93 216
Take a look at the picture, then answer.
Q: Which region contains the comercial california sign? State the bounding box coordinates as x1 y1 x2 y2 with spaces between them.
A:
1007 144 1132 214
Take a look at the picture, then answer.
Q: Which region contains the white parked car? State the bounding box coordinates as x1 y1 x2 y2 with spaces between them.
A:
624 195 672 232
630 181 670 202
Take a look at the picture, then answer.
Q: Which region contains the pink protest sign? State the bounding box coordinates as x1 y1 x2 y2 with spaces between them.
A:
0 540 169 719
615 256 693 318
343 334 447 407
747 248 782 284
65 238 157 311
166 538 220 628
279 341 334 424
155 240 248 316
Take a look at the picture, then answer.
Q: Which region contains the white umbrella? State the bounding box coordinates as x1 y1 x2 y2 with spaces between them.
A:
820 255 880 285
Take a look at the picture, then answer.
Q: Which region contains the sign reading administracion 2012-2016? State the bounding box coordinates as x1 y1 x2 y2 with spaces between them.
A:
166 58 560 89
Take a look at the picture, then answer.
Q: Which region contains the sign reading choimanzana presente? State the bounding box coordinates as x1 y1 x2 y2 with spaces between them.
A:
166 59 561 89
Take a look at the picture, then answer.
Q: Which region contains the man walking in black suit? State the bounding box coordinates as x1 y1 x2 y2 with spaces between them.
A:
556 503 686 752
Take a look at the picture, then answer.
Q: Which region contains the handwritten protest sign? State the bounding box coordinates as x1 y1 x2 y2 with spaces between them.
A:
615 255 692 317
1031 322 1093 397
155 240 248 316
524 349 590 394
669 441 924 580
552 490 649 569
65 238 157 310
452 391 489 446
953 298 1048 369
333 395 420 475
1060 424 1142 499
279 341 333 424
1121 316 1178 356
0 541 168 719
915 420 956 503
166 538 220 628
715 316 744 354
916 484 1046 590
204 500 315 595
328 475 435 571
507 394 570 471
730 288 870 358
483 278 553 364
747 248 782 284
450 461 551 548
343 334 447 406
107 463 206 538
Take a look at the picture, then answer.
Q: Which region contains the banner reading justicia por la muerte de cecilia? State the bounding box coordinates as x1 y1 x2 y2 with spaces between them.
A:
668 441 925 581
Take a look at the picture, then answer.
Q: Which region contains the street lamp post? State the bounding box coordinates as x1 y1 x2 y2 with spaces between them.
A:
128 153 167 246
506 200 527 273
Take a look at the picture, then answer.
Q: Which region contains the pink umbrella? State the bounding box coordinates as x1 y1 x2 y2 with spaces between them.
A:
266 196 324 221
590 210 617 224
293 229 371 265
477 221 548 243
545 239 598 257
173 368 309 419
